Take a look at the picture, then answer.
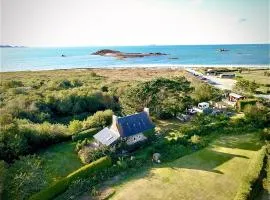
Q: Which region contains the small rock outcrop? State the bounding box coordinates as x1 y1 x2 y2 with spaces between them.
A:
92 49 167 59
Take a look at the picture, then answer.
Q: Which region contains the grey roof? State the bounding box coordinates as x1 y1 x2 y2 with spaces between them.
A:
93 127 120 146
118 112 155 137
229 93 243 99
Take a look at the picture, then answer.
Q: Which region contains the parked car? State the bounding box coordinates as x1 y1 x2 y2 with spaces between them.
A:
187 108 197 115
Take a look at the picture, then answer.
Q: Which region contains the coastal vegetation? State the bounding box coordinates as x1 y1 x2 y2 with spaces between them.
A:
0 68 269 200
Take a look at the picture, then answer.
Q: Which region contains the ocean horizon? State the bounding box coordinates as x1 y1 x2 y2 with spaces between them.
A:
1 44 269 72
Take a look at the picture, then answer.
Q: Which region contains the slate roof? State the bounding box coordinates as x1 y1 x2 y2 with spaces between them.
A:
93 127 120 146
117 112 155 137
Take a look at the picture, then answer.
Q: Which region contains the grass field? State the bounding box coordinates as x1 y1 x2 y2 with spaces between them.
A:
110 133 263 200
38 141 83 184
237 70 270 85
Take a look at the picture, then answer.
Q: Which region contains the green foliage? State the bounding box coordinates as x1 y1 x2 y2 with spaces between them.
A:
3 155 47 200
29 156 112 200
78 145 113 164
192 83 221 103
82 109 113 129
120 77 193 119
75 138 92 152
234 79 259 93
72 128 99 141
237 99 257 111
68 120 83 134
0 117 70 162
234 146 267 200
0 160 7 199
190 135 201 144
243 104 268 127
261 128 270 141
1 80 24 89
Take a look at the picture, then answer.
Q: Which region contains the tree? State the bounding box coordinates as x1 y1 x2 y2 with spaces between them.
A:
234 79 258 93
120 77 193 118
243 104 268 127
192 84 221 103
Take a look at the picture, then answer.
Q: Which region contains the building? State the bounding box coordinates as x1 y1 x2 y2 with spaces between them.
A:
219 74 236 79
93 108 155 146
228 93 245 102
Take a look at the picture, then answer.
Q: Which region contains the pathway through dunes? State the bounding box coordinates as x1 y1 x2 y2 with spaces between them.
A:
110 134 263 200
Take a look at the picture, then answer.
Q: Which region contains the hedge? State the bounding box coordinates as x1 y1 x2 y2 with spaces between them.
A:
72 128 100 141
234 146 267 200
29 156 112 200
237 99 257 111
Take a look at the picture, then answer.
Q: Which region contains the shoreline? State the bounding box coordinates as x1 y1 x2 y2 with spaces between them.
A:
1 64 269 73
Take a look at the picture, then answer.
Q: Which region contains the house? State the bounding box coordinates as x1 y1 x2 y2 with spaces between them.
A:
228 93 245 102
93 108 155 146
219 73 236 79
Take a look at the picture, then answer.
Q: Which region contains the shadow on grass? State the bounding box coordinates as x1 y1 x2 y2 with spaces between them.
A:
211 134 262 151
108 147 250 192
164 148 249 175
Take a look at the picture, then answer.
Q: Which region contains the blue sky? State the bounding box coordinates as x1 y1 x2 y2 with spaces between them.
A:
1 0 269 46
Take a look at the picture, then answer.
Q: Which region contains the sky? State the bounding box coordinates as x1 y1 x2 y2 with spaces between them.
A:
1 0 269 47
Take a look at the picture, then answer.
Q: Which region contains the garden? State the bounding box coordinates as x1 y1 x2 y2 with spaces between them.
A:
0 68 269 200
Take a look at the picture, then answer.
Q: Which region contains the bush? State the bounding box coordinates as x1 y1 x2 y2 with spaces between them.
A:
0 117 70 162
260 128 270 141
68 120 83 134
234 146 267 200
29 156 112 200
78 145 112 164
82 110 113 129
3 155 47 200
243 105 268 127
2 80 24 89
237 99 257 111
72 128 100 141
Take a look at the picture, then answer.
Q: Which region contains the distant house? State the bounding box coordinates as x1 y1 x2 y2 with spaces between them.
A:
228 93 245 102
93 108 155 146
219 74 236 79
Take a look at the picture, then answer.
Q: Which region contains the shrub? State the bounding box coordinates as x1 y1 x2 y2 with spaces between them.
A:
2 80 24 89
72 128 100 141
260 128 270 141
29 156 112 200
68 120 83 134
0 118 70 162
243 105 268 127
237 99 257 111
82 110 113 129
190 135 201 144
234 146 267 200
78 146 112 164
3 155 47 200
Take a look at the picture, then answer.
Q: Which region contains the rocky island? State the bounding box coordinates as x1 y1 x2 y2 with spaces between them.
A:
92 49 167 59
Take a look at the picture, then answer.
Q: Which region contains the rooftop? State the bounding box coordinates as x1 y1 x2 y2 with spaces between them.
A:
117 111 155 137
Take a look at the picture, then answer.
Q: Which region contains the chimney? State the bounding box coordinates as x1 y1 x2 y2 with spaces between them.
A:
110 115 120 134
112 115 118 125
143 107 150 116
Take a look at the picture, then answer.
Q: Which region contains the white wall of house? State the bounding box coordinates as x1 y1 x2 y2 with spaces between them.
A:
126 133 147 145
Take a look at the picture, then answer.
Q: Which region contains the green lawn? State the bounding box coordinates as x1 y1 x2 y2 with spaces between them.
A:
236 70 270 85
110 133 263 200
38 141 83 184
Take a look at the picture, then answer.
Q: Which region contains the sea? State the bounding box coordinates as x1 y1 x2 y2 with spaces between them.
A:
1 44 269 72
